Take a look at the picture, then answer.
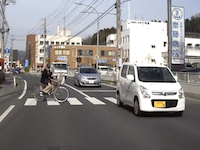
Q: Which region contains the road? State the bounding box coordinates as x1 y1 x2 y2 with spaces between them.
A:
0 73 200 150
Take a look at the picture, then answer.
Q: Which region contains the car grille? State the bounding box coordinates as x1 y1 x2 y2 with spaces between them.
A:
151 99 178 108
152 92 177 96
87 78 96 80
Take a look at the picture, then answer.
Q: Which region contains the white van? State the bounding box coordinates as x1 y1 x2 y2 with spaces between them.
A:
116 63 185 116
50 62 69 78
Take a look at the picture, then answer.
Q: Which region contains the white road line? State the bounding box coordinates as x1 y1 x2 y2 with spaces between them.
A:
64 83 90 98
68 98 83 105
18 80 27 99
24 98 37 106
85 97 106 105
80 90 116 93
104 97 117 104
46 98 60 106
0 105 15 123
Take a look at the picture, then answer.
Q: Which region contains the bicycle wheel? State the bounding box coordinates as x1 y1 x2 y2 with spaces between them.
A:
34 85 45 101
53 86 69 103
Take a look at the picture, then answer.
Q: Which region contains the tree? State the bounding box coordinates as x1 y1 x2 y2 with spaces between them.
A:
82 35 93 45
185 13 200 33
83 27 116 45
145 53 152 63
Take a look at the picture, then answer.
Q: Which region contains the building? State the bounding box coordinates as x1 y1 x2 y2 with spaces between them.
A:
49 45 118 69
26 26 82 69
106 20 200 66
18 50 26 66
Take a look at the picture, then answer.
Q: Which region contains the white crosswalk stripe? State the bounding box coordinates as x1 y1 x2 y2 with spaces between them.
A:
85 97 106 105
46 98 60 106
24 97 117 106
68 98 83 105
24 98 37 106
104 97 117 104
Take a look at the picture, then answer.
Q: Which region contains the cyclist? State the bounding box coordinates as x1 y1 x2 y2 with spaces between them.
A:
41 64 53 94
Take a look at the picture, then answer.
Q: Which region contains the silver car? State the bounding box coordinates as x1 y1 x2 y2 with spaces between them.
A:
74 67 101 87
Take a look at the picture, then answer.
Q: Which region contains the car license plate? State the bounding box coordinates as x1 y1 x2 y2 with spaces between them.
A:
154 101 166 108
89 80 94 84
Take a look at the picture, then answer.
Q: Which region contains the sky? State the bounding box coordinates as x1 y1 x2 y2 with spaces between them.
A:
4 0 200 51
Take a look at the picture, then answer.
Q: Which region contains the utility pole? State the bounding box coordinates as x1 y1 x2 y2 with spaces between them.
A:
10 34 14 70
43 18 47 68
64 16 66 36
116 0 121 81
167 0 172 70
1 0 6 59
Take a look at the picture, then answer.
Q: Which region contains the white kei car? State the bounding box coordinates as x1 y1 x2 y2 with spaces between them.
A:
116 63 185 117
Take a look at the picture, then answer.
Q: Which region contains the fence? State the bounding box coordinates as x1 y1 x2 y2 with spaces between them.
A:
174 72 200 84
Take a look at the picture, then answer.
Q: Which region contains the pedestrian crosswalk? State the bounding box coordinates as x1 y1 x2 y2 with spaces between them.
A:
23 97 117 106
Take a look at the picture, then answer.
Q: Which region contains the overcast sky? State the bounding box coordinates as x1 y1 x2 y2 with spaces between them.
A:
4 0 200 50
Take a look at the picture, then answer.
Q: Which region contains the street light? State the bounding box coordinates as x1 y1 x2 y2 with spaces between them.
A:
75 2 99 70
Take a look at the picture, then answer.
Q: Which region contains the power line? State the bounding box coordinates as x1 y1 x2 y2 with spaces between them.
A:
46 0 101 42
64 3 115 43
69 0 105 30
46 0 75 25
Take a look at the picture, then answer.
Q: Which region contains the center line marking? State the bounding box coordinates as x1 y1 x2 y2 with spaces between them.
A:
0 105 15 123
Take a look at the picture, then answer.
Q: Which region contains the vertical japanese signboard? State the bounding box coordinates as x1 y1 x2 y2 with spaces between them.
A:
171 6 185 64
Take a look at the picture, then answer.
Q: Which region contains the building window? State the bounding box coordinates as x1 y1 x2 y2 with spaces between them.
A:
72 42 75 45
164 42 167 47
56 42 59 45
127 35 129 42
40 35 43 38
55 50 62 55
152 45 156 48
45 41 49 45
40 41 43 45
76 42 80 45
78 50 93 56
66 42 69 45
51 41 54 45
40 49 44 53
63 50 70 55
187 43 192 47
61 42 65 45
101 50 106 56
39 57 44 62
108 51 115 56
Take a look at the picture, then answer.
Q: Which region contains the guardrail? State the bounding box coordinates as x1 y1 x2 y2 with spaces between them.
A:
174 72 200 84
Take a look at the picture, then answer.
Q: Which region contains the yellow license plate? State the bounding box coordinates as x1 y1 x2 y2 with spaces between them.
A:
154 101 166 108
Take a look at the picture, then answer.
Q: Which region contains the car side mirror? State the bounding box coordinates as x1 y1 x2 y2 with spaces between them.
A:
174 75 178 81
127 74 134 81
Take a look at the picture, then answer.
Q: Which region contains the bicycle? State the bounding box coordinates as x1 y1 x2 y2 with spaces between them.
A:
33 74 69 103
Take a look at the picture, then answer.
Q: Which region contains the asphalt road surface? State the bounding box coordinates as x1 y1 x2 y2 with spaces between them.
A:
0 73 200 150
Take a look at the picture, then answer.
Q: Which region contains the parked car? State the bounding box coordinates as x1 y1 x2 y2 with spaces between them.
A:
13 68 21 74
73 67 101 87
116 63 185 117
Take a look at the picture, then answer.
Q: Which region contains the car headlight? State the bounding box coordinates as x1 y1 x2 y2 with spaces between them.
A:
140 85 151 98
178 88 184 99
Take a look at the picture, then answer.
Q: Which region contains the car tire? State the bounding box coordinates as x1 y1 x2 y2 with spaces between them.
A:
133 98 142 116
175 111 183 117
116 92 123 107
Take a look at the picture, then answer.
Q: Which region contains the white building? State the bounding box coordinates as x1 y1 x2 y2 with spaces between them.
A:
34 26 82 67
106 20 200 65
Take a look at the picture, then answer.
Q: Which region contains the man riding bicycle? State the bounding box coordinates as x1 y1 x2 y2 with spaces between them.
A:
41 64 53 94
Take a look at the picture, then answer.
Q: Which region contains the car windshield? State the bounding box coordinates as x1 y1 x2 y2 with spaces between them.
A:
137 67 176 83
53 64 68 70
80 68 97 74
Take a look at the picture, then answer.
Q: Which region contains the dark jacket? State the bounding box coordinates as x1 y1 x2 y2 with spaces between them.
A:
40 69 52 84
